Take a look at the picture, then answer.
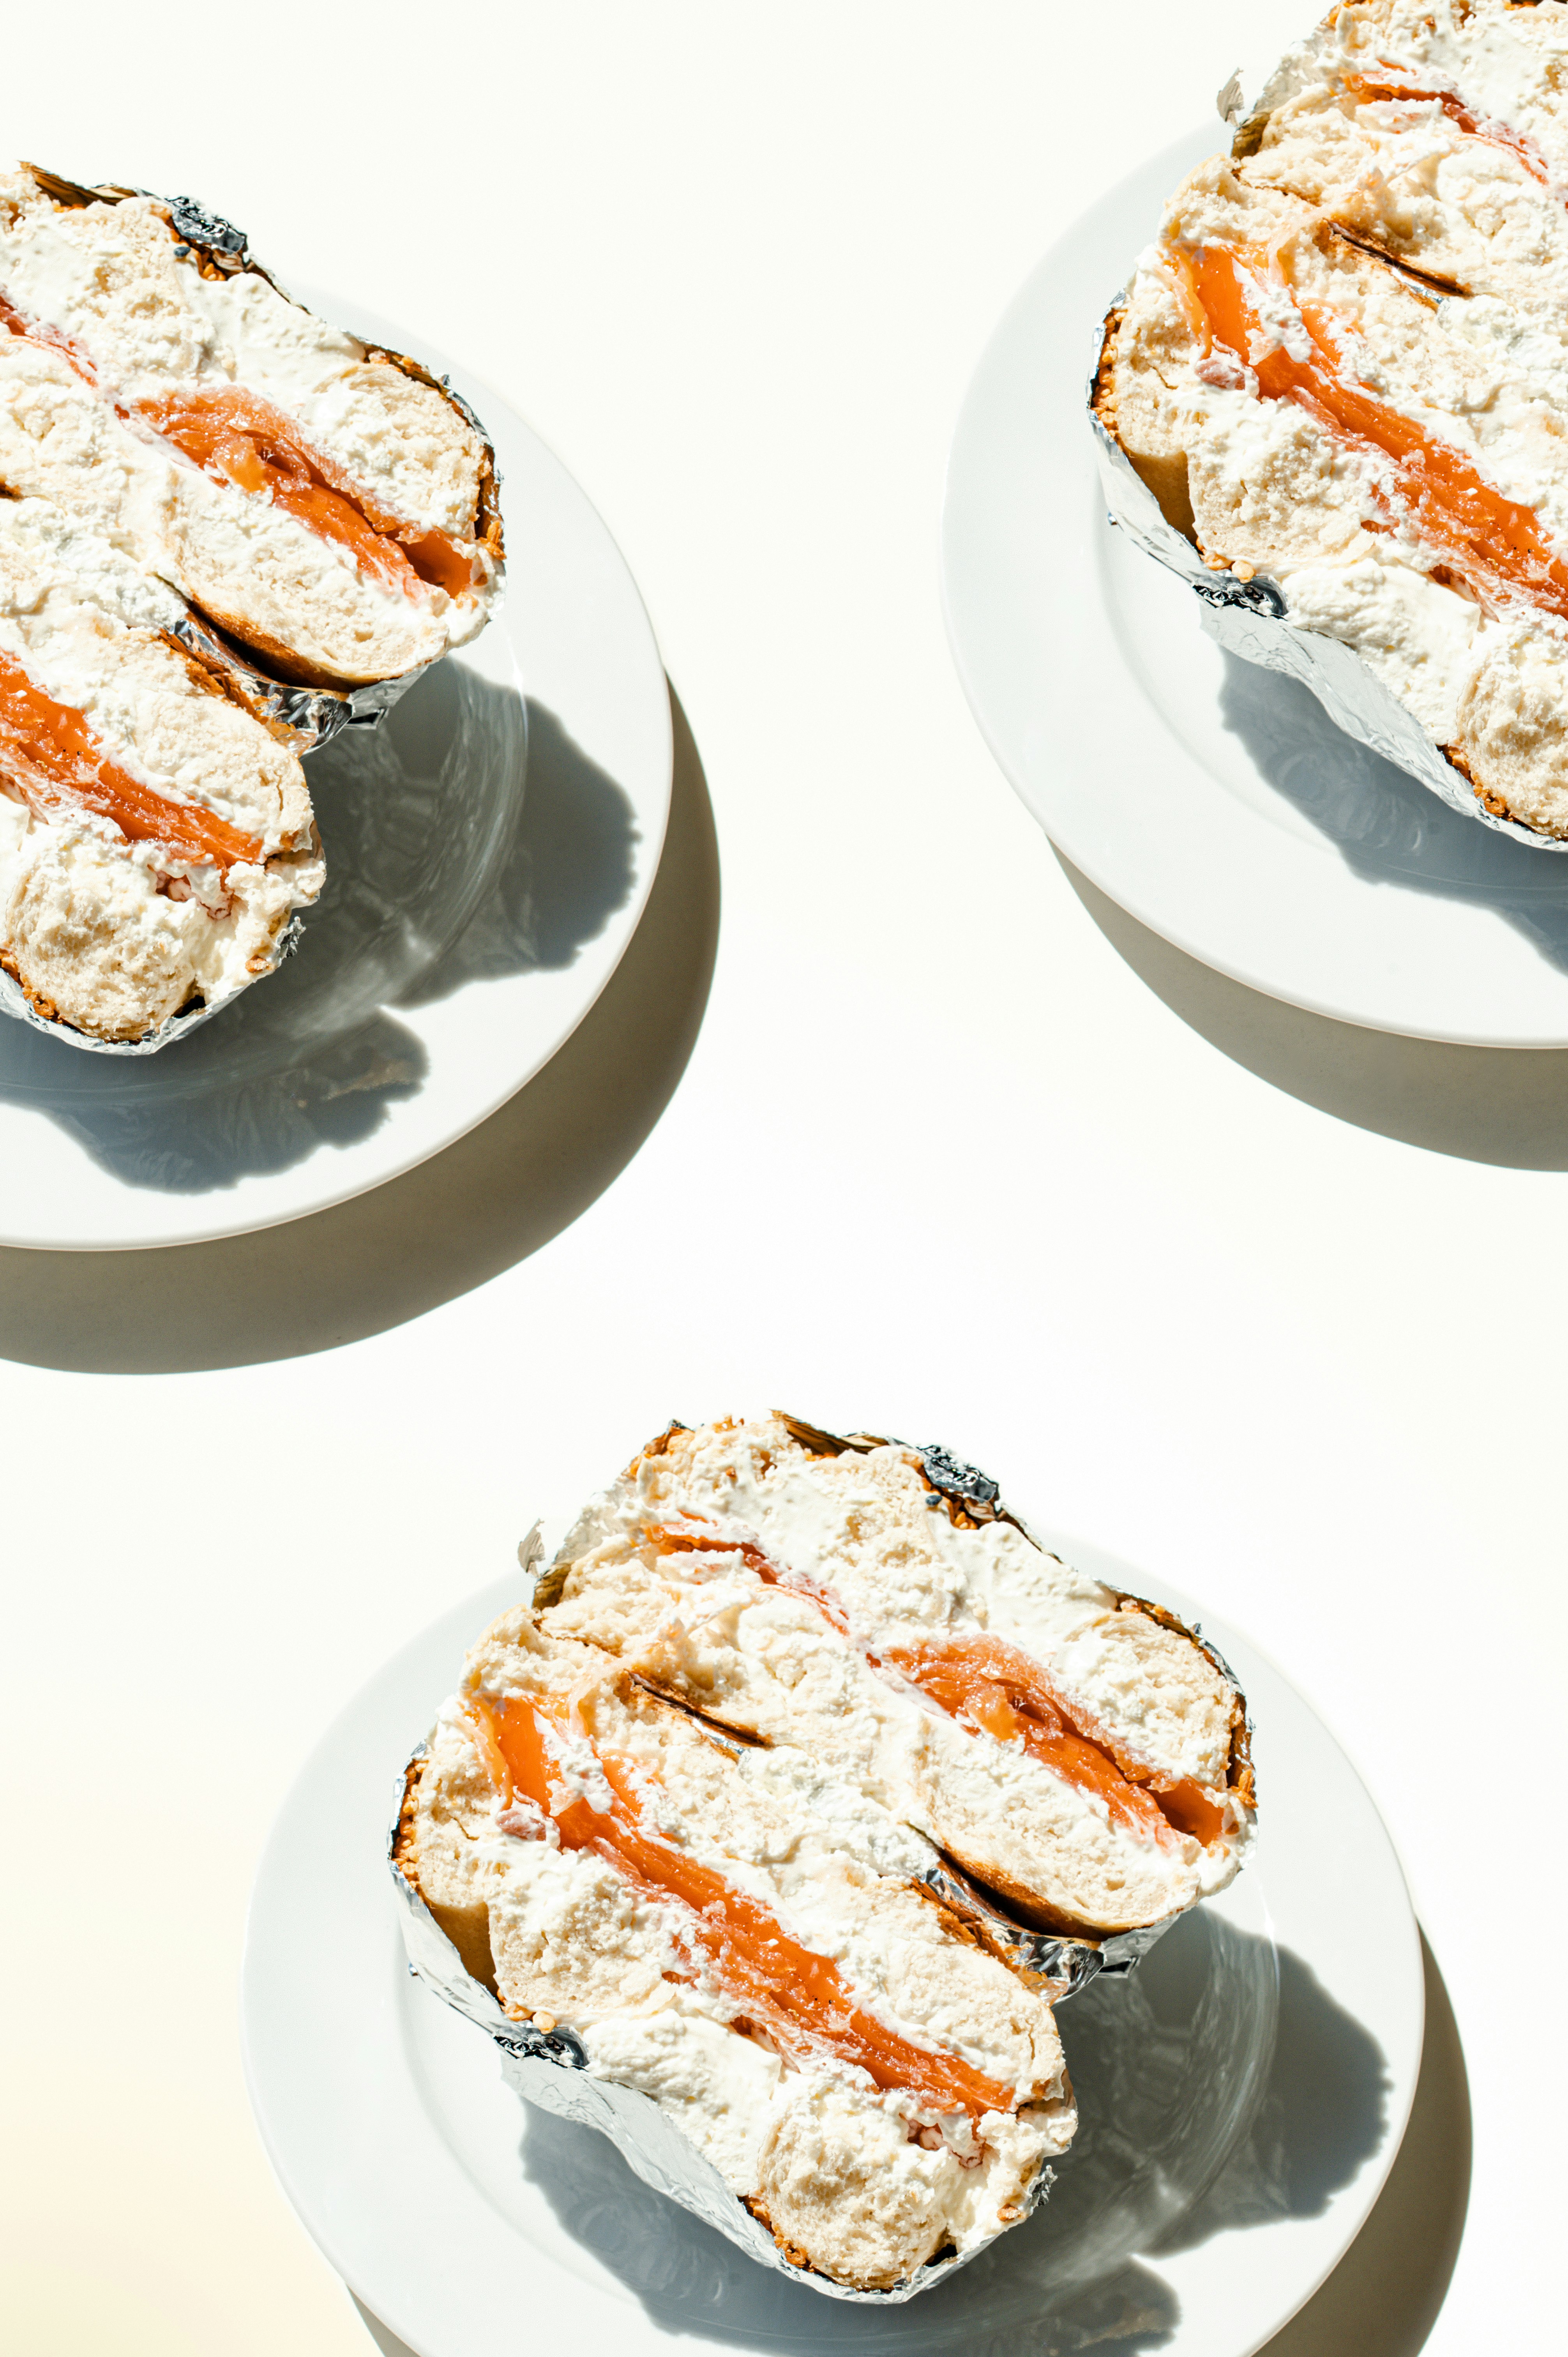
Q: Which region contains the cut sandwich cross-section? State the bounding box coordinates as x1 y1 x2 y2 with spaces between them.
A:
0 494 321 1042
0 163 504 695
399 1615 1078 2293
136 388 479 604
465 1685 1017 2120
537 1416 1255 1940
647 1519 1227 1850
0 645 264 875
1092 0 1568 841
1176 239 1568 625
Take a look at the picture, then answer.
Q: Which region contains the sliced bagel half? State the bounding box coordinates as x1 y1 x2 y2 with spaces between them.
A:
534 1415 1255 1940
0 494 321 1044
0 163 501 696
397 1610 1077 2294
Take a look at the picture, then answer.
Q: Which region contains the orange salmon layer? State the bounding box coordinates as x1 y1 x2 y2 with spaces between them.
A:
880 1638 1225 1847
137 388 476 602
465 1686 1017 2120
0 293 475 604
1175 240 1568 622
646 1523 1223 1847
0 647 265 873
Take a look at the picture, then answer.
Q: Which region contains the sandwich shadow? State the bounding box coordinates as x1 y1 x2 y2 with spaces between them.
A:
0 657 635 1194
0 682 717 1369
1218 651 1568 981
511 2099 1180 2357
496 1908 1440 2357
1246 1932 1470 2357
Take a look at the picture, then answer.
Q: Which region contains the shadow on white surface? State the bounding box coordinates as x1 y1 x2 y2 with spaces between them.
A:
353 2296 425 2357
1254 1934 1469 2357
1148 1943 1384 2251
0 661 641 1194
1217 655 1568 971
351 1933 1465 2357
1061 850 1568 1168
0 687 716 1367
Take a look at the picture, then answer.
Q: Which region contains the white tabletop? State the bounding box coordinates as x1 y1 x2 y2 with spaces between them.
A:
1 5 1544 2353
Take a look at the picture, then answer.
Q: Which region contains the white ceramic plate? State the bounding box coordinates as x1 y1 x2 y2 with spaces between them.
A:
0 290 671 1250
242 1534 1422 2357
941 129 1568 1046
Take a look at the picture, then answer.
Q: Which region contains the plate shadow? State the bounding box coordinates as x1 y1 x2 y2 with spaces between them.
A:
1248 1932 1469 2357
1059 852 1568 1168
0 686 717 1370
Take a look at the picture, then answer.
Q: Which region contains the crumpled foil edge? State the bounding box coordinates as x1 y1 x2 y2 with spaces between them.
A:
388 1757 1059 2304
914 1851 1177 1997
0 908 306 1057
170 605 442 753
1086 313 1568 854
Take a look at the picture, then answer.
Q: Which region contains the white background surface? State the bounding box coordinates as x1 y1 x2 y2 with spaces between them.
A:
0 5 1546 2354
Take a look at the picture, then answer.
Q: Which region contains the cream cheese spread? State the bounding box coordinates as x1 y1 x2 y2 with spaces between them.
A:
537 1417 1252 1937
0 173 477 534
564 1416 1243 1788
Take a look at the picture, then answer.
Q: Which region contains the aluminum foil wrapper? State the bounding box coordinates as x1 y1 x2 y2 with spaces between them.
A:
170 605 440 753
388 1759 1055 2304
0 910 305 1057
1087 332 1568 855
915 1852 1177 2002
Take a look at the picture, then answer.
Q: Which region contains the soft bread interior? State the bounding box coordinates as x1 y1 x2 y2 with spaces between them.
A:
0 337 455 689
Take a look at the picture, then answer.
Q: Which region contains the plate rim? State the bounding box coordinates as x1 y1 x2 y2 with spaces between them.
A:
240 1524 1424 2357
0 287 673 1253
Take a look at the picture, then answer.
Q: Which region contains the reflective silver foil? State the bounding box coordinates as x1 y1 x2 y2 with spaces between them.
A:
915 1853 1178 2002
0 169 500 1055
170 606 440 753
1087 331 1568 853
388 1758 1055 2304
0 911 305 1057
